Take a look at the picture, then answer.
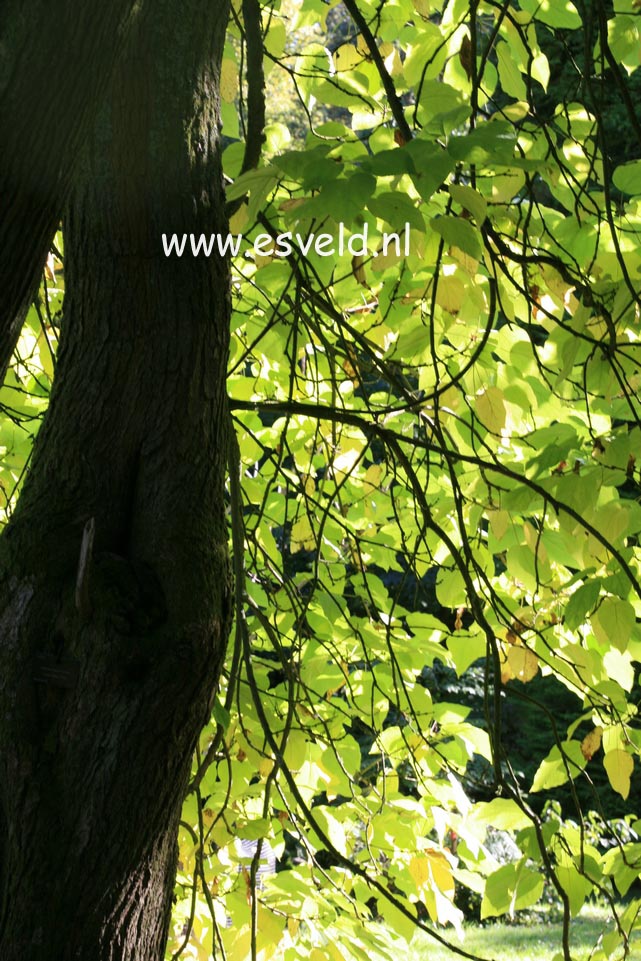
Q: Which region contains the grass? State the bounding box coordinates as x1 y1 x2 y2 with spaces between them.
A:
410 906 641 961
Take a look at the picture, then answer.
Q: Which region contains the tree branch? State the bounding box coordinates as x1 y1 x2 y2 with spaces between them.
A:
227 0 267 217
342 0 413 144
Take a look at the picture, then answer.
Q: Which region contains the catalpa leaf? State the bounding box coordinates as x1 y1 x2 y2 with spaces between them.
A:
430 215 483 259
475 386 506 434
591 597 635 652
613 160 641 196
604 750 634 800
531 741 587 792
481 861 544 919
505 645 539 683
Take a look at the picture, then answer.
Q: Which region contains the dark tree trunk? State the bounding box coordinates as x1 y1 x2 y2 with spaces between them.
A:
0 2 232 958
0 0 143 379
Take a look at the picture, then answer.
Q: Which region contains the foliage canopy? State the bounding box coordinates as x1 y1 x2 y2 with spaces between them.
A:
3 0 641 959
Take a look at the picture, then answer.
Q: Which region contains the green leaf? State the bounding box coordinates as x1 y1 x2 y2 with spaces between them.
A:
448 121 516 164
556 865 593 916
367 192 424 232
613 160 641 196
475 386 506 434
518 0 581 29
481 861 544 919
431 216 483 259
603 750 634 800
473 798 532 832
564 579 601 630
213 698 231 730
591 597 635 652
531 741 587 792
236 817 273 841
496 41 527 101
448 184 487 225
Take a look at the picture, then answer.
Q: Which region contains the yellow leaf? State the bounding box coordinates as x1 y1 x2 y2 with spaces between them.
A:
283 730 307 771
604 749 634 799
333 43 363 71
363 463 383 493
506 644 539 683
290 516 315 551
326 944 348 961
220 58 239 103
487 510 511 541
223 922 251 961
259 757 274 779
255 250 275 268
581 727 602 761
499 645 513 684
419 849 460 929
410 850 455 899
256 905 285 953
435 274 465 314
426 849 454 896
476 386 506 434
409 855 430 889
229 203 249 234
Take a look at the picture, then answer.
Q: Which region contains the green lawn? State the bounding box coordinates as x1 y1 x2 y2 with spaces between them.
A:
410 907 641 961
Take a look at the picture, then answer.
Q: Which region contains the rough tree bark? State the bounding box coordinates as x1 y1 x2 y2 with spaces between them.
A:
0 0 144 379
0 1 232 957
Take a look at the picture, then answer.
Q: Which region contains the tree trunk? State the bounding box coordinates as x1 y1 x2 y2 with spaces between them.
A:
0 0 146 379
0 2 232 958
